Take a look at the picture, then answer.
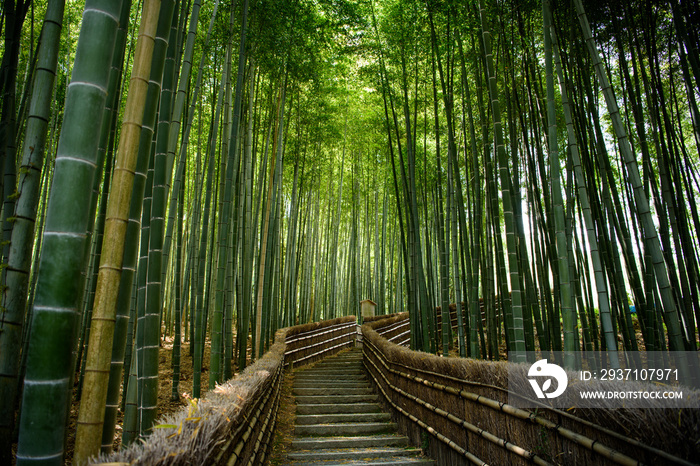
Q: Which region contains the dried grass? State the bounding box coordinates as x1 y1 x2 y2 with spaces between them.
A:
363 312 408 323
94 341 283 465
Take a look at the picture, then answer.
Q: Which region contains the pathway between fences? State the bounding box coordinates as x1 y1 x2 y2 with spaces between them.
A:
282 347 434 465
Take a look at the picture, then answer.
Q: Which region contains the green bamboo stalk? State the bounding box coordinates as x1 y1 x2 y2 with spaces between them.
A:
136 0 202 439
0 1 32 272
161 0 220 294
447 148 466 358
478 0 526 360
192 67 225 399
121 142 154 444
257 80 286 357
238 62 256 368
211 0 248 385
282 159 300 327
428 39 450 358
120 341 139 446
15 2 123 463
75 104 115 402
172 175 183 400
329 121 347 320
457 34 484 358
0 2 64 459
380 190 388 315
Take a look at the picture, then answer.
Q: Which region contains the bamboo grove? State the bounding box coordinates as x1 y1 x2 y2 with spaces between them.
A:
0 0 698 463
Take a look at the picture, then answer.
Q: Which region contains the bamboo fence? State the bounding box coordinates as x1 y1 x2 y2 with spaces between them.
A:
362 315 699 466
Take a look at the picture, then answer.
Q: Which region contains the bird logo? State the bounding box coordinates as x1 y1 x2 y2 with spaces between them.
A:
527 359 568 399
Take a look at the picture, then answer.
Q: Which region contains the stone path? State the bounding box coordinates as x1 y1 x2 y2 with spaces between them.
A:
283 347 434 465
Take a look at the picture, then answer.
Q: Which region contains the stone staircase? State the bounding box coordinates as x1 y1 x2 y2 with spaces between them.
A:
284 348 434 465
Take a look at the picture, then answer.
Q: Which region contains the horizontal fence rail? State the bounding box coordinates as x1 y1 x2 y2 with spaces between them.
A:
285 318 357 367
362 315 699 466
376 316 411 346
96 315 357 465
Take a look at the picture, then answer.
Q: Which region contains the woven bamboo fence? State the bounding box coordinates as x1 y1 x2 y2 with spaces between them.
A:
363 315 699 466
95 315 357 465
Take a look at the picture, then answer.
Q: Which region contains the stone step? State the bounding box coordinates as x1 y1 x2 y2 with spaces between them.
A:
294 372 367 382
296 373 366 380
310 364 363 370
284 456 435 466
293 381 369 389
315 358 362 364
329 350 362 356
297 367 362 374
282 350 434 466
296 403 382 415
286 447 423 462
293 387 373 396
320 359 363 364
291 434 409 451
314 359 363 365
298 369 365 376
295 394 378 404
295 422 397 437
295 412 391 425
306 360 362 366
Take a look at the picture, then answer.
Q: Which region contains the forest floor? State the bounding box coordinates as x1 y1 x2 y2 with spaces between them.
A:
75 335 212 462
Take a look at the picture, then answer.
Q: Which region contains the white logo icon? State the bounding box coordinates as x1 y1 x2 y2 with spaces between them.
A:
528 359 568 399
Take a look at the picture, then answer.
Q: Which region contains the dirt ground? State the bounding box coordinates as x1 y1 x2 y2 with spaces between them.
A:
267 370 297 465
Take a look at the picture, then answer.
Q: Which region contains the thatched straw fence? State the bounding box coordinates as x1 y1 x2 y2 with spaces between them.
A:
363 315 699 466
95 315 357 465
362 312 408 323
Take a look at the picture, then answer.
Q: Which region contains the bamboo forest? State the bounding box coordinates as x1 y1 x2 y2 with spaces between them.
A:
1 0 699 464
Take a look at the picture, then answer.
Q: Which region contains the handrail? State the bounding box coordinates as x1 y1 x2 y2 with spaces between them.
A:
285 321 356 344
376 319 410 336
284 316 356 368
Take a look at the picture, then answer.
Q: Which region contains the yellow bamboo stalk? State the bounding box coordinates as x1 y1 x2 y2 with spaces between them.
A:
73 1 161 463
